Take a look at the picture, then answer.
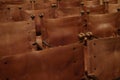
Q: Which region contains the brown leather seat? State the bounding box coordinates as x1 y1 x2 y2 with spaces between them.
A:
86 37 120 80
41 15 82 47
0 21 36 58
25 7 81 36
87 12 120 38
0 42 84 80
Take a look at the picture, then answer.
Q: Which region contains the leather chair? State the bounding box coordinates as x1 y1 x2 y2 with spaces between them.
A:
41 15 82 47
86 12 120 38
85 37 120 80
0 42 84 80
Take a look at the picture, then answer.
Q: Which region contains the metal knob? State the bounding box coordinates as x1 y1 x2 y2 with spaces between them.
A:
31 15 35 20
39 13 44 18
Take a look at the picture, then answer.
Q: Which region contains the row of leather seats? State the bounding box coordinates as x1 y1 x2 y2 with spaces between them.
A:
0 0 120 63
0 0 120 80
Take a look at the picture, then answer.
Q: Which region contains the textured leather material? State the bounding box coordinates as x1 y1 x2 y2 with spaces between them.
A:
57 7 82 17
0 0 24 4
84 5 105 14
0 21 36 58
108 3 120 13
84 0 100 6
23 0 51 10
0 5 28 22
42 15 82 47
57 0 81 8
0 42 84 80
86 37 120 80
24 9 50 35
87 12 120 38
108 0 118 4
84 0 105 14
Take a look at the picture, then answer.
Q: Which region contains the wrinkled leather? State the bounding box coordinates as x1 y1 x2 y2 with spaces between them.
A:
42 15 82 47
0 21 36 58
0 42 84 80
86 37 120 80
87 12 120 37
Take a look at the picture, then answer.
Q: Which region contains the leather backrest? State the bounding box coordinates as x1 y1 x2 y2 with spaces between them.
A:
0 21 36 58
108 3 120 13
0 42 84 80
42 15 82 47
84 0 105 14
87 12 120 37
108 0 118 4
0 0 24 4
0 5 28 22
86 37 120 80
57 0 81 8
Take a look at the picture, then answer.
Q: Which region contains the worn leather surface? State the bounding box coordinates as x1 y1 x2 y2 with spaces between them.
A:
42 15 82 47
0 0 24 4
24 9 50 35
57 0 81 8
57 7 81 17
24 0 51 10
85 4 105 14
84 0 105 14
108 0 118 4
86 37 120 80
0 42 84 80
84 0 100 6
0 21 36 58
108 3 120 13
87 12 120 38
0 5 28 22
